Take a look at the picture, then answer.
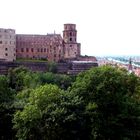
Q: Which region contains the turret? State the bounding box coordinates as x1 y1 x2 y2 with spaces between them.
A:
63 24 81 59
63 24 77 43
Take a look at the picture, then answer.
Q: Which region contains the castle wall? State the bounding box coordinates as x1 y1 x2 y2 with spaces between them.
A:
0 24 82 62
16 34 63 62
0 29 16 61
63 43 81 58
0 61 98 75
63 24 81 59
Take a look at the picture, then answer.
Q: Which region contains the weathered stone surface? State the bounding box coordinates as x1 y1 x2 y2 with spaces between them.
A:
0 61 98 75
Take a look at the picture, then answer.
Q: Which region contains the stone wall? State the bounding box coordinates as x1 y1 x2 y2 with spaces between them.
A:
0 28 16 61
16 34 63 62
0 61 98 75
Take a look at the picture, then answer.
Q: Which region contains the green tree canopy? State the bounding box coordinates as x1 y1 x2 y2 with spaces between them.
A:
70 66 140 139
13 84 86 140
13 66 140 140
0 75 16 139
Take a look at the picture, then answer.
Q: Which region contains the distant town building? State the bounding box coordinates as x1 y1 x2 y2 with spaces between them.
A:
0 28 16 61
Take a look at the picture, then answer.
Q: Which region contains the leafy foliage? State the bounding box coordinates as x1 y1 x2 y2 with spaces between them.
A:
1 66 140 139
13 84 87 140
70 66 140 139
47 61 58 73
8 66 74 91
8 66 31 91
0 75 16 139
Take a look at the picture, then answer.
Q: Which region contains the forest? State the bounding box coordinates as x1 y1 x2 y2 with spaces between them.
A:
0 66 140 140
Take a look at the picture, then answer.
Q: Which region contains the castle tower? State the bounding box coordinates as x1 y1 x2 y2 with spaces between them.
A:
63 24 77 43
0 28 16 61
63 24 81 59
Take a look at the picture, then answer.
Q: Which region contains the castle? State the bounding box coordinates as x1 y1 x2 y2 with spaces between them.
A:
0 24 81 62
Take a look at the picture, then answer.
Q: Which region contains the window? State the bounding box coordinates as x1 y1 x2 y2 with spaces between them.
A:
21 48 24 52
44 48 46 52
0 41 2 44
5 48 8 51
31 48 34 52
70 32 72 36
70 38 72 41
37 48 40 52
26 48 29 52
5 53 8 56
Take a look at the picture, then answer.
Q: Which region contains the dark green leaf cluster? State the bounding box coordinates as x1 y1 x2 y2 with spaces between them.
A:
8 66 74 91
0 66 74 140
13 85 86 140
0 75 16 139
70 66 140 139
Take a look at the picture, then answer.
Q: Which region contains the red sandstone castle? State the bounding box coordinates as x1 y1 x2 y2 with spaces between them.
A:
0 24 81 62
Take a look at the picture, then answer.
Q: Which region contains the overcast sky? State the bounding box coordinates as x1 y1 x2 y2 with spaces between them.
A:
0 0 140 56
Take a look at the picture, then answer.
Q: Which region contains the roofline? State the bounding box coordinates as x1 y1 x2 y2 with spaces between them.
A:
64 23 76 26
16 33 61 36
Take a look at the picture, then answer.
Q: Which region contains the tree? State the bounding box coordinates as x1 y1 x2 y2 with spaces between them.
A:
13 84 87 140
8 66 74 91
36 72 74 90
0 75 16 139
8 66 31 91
47 61 57 73
70 66 140 139
13 66 140 140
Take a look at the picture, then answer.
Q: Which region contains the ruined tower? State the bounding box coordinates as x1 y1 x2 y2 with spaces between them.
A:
63 24 81 59
0 28 16 61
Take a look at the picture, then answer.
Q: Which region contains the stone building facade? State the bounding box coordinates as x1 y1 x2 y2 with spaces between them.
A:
63 24 81 59
0 28 16 61
0 24 81 62
16 34 63 62
16 24 81 62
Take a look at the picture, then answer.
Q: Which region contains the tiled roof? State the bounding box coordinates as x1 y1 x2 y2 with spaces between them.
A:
16 34 63 45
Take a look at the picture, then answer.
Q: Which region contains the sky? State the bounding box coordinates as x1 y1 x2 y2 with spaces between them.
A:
0 0 140 56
